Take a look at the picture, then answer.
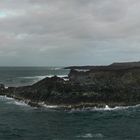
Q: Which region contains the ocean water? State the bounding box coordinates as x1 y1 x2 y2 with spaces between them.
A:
0 67 69 87
0 67 140 140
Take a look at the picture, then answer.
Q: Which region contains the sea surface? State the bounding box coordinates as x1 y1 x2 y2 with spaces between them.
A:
0 67 140 140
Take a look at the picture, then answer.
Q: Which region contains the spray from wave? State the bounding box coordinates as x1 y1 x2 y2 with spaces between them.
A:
0 95 29 107
69 104 140 113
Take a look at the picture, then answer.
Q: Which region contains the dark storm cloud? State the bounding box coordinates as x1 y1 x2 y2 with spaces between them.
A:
0 0 140 66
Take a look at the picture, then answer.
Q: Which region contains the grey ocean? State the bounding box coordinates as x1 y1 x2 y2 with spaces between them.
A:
0 67 140 140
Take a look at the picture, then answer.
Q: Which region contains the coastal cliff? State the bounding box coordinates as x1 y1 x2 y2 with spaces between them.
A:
1 63 140 108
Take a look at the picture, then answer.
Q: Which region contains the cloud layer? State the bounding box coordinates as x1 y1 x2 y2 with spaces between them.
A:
0 0 140 66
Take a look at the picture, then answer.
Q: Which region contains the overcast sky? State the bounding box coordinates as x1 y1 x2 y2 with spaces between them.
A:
0 0 140 66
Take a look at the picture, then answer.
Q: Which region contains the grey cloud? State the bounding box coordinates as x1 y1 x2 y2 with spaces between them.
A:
0 0 139 66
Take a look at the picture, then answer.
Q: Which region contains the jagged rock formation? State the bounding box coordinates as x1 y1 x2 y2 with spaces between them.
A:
1 63 140 108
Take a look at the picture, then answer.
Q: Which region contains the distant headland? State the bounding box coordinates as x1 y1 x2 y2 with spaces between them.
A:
1 61 140 109
64 61 140 70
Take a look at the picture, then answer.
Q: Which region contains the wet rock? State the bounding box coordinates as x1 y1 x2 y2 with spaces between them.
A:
1 64 140 108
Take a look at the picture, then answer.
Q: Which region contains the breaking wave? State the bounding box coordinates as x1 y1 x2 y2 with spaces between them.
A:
19 74 68 83
0 95 14 101
1 96 140 112
13 100 29 106
0 95 29 107
38 102 59 109
69 104 140 113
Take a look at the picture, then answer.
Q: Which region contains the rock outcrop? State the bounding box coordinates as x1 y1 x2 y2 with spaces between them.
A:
64 61 140 70
1 63 140 108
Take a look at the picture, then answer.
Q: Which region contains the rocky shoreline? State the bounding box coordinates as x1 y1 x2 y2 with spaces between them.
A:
1 62 140 109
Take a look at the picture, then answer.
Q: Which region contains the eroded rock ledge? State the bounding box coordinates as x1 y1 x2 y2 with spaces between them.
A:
1 63 140 108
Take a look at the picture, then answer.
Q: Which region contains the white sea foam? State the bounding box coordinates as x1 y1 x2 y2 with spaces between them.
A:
0 95 14 101
17 74 69 84
38 102 59 108
69 104 140 113
14 100 29 106
93 104 140 111
46 75 68 79
7 100 29 107
77 133 104 138
93 105 120 111
1 95 140 111
54 67 62 70
49 67 62 70
0 95 30 107
19 74 68 81
43 105 59 109
5 86 8 89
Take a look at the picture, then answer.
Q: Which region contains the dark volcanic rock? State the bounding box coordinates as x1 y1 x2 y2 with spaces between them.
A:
110 61 140 67
1 63 140 108
0 84 5 90
64 61 140 70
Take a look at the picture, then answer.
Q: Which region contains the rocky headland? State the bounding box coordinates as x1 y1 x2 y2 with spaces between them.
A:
1 61 140 109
